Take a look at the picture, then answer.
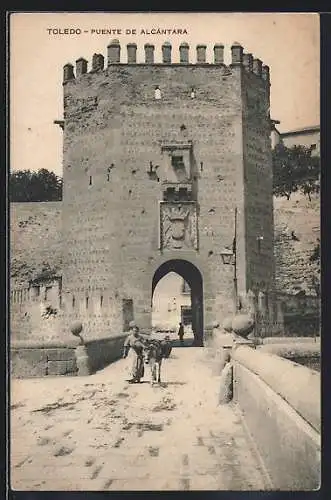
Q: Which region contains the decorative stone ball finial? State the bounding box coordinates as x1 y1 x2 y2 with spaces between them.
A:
231 314 255 338
70 321 84 344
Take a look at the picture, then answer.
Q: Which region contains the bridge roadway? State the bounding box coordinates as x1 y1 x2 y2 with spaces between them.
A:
11 337 270 491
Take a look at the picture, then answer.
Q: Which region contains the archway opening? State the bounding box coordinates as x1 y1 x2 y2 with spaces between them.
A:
152 259 204 346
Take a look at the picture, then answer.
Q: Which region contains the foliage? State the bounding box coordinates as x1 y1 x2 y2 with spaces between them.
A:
309 240 320 264
10 169 62 202
272 144 320 201
309 240 320 297
31 262 59 284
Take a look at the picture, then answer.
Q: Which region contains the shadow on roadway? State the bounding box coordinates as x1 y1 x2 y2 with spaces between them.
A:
171 338 203 348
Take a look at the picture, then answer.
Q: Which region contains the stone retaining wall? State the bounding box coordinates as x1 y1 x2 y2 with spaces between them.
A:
231 345 320 490
11 340 78 378
11 334 128 378
258 342 320 372
84 334 128 374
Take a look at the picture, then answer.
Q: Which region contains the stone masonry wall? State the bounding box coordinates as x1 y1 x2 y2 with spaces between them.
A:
11 202 62 288
10 193 319 339
61 61 250 338
242 70 274 292
11 43 317 343
273 193 320 295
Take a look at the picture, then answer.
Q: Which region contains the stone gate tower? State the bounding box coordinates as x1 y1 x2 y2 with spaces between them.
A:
61 40 274 342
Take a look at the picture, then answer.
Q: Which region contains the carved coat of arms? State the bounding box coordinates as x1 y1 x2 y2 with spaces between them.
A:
160 203 198 250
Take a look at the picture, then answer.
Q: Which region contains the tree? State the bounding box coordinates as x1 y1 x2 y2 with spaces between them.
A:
309 239 320 264
297 154 320 202
308 239 320 297
10 169 63 202
272 144 320 201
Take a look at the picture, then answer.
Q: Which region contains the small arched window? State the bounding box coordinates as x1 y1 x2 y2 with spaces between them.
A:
154 86 162 100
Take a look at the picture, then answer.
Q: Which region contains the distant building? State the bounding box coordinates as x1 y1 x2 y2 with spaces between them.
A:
271 123 320 156
281 125 320 156
152 273 191 331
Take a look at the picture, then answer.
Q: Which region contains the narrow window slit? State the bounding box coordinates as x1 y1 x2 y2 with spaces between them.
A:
154 86 162 99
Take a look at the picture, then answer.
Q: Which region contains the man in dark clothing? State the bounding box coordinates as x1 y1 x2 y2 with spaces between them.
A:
161 335 172 358
178 322 184 345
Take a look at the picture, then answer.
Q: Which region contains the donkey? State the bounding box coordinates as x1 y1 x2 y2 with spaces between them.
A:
143 339 171 385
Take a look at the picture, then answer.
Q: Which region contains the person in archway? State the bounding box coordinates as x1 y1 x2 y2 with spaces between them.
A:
178 322 185 345
123 322 145 383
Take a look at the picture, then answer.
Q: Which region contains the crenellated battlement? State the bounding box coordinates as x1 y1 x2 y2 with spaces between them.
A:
63 40 270 85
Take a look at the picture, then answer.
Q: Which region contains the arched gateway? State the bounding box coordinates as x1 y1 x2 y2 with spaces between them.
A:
152 259 204 345
60 41 275 342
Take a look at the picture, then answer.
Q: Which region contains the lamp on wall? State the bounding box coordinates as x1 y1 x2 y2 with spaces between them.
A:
220 247 234 265
220 207 239 312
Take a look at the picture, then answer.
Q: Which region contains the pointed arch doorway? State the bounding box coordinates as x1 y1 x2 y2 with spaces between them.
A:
152 259 204 346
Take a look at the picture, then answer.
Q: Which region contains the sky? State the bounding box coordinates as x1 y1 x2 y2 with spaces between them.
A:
10 12 320 176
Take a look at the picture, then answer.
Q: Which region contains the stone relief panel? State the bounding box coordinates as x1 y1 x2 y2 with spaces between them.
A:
160 202 198 250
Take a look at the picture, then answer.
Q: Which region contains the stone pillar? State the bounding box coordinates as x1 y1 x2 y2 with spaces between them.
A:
92 53 104 71
63 63 74 82
179 42 189 63
213 44 224 64
231 42 243 64
219 345 232 372
258 291 267 338
262 65 270 83
253 58 263 77
219 362 233 404
162 42 172 63
276 300 285 333
246 289 257 315
144 43 155 63
127 43 137 63
107 39 121 65
268 291 276 336
243 53 253 72
75 345 92 376
196 44 207 63
76 58 88 77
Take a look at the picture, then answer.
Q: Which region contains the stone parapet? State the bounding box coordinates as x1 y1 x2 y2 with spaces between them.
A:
231 345 320 490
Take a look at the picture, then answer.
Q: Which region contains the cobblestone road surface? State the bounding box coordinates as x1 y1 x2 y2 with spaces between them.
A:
11 342 269 491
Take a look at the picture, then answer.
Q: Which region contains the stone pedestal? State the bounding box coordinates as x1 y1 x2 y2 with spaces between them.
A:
219 362 233 404
75 345 92 376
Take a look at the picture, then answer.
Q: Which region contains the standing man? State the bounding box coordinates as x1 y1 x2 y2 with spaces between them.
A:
178 322 184 345
123 321 145 383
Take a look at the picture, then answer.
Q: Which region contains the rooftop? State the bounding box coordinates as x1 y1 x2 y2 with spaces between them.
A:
281 125 320 137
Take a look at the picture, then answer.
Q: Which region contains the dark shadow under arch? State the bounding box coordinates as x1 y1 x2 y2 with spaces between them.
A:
152 259 204 346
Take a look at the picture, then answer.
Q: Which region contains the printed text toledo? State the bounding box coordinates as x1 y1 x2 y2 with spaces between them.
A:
47 28 188 35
